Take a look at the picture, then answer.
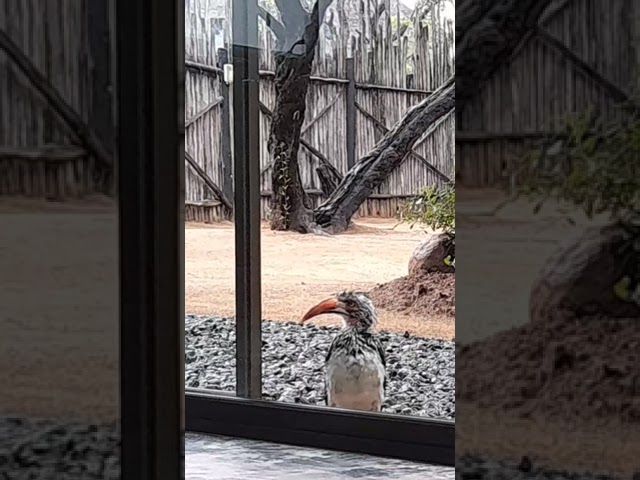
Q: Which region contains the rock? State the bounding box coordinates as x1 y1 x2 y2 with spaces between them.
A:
530 223 640 323
408 233 455 276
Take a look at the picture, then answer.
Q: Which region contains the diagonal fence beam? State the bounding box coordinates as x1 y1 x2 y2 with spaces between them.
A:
535 28 630 104
258 101 343 181
185 96 224 129
0 28 112 170
354 101 451 182
185 150 233 212
300 90 343 136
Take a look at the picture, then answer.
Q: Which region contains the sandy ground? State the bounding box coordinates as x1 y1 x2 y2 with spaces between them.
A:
455 187 611 344
0 197 119 423
185 219 455 339
0 195 453 423
457 403 640 477
456 188 630 475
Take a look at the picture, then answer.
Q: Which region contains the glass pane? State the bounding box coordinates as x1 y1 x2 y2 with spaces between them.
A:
456 1 639 477
0 1 120 477
184 0 237 395
258 0 455 420
183 0 456 422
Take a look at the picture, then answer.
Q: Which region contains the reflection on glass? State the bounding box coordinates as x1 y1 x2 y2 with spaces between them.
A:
257 0 455 419
0 1 120 477
455 0 640 476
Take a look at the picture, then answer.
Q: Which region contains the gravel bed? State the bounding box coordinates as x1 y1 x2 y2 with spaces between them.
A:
0 417 120 479
456 455 631 479
185 315 455 419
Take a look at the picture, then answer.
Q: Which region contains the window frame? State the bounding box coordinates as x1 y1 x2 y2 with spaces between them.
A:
118 0 184 478
118 0 455 471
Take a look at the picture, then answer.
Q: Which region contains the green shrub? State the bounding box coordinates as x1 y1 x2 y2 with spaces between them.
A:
514 108 640 222
399 183 455 234
512 106 640 304
399 183 455 267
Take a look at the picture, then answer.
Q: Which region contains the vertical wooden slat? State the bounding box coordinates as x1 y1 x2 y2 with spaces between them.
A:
345 57 356 170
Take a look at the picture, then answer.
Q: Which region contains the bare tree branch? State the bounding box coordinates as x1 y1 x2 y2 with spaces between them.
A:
315 77 455 233
258 5 286 42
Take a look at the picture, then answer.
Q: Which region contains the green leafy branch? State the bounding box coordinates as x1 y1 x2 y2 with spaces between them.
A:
398 182 455 235
511 102 640 305
513 105 640 222
398 182 455 267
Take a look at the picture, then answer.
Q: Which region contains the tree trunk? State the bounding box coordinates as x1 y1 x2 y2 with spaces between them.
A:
267 0 331 232
263 0 550 233
314 77 455 233
269 51 315 231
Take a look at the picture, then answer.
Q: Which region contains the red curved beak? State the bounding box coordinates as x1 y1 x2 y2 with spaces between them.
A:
300 297 347 324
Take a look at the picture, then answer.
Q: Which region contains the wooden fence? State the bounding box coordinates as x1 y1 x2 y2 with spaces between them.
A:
184 0 455 223
0 0 113 199
456 0 636 188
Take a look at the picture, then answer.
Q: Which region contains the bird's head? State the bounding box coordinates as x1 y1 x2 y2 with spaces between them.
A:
299 291 378 332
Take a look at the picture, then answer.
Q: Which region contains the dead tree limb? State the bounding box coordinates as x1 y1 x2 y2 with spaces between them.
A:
354 101 451 182
0 28 113 170
258 6 286 42
265 0 334 232
314 77 455 233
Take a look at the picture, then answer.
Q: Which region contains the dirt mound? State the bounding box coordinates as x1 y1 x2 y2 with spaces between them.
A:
457 312 640 423
368 271 455 319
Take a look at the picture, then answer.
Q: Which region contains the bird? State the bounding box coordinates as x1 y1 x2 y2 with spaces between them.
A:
299 291 387 412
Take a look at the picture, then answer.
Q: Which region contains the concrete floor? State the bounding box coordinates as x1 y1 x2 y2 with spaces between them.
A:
185 433 454 480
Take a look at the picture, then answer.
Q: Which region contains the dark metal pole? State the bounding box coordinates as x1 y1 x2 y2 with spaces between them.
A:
232 0 262 399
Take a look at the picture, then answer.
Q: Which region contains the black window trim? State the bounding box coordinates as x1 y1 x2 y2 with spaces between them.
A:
118 0 184 478
186 390 455 466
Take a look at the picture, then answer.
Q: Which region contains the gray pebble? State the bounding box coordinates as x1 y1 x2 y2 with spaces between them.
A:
185 315 455 419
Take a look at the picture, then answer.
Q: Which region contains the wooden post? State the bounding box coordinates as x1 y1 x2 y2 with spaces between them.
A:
217 47 234 203
88 0 115 194
406 73 414 89
345 57 356 170
88 0 114 153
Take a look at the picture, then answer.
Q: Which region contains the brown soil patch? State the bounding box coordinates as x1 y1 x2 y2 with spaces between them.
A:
458 313 640 424
185 219 455 339
456 188 639 474
369 271 455 319
457 313 640 476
